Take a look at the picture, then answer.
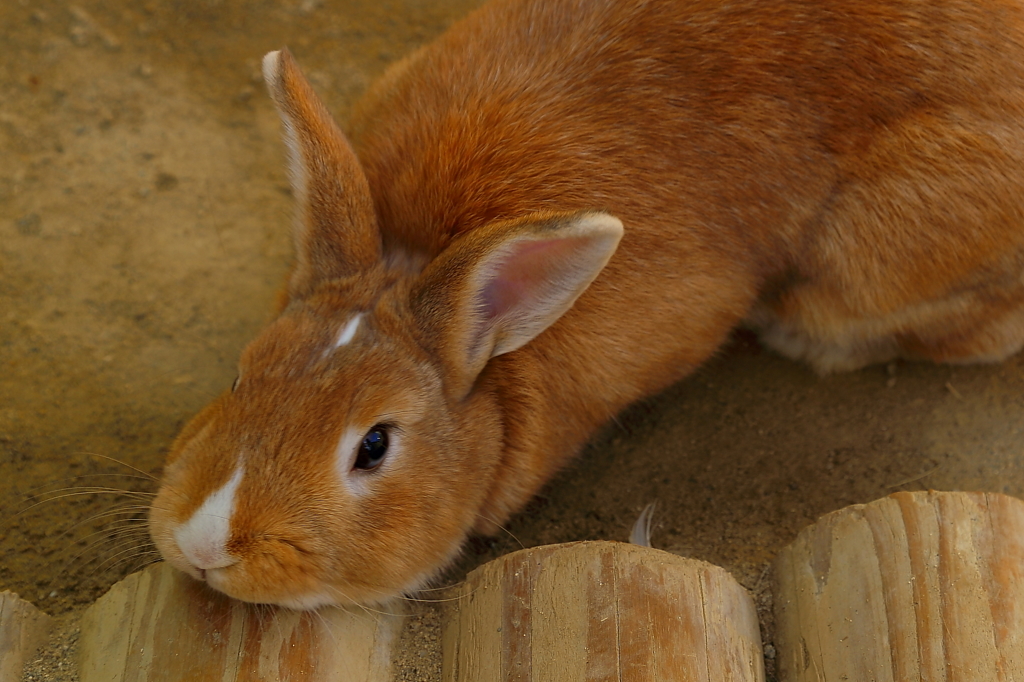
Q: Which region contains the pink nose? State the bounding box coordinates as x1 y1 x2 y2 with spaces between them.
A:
177 536 238 571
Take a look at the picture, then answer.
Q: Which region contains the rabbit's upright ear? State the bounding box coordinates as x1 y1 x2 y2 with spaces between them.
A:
412 210 623 400
263 49 381 299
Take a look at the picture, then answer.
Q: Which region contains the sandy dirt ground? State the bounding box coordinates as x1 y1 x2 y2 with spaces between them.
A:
2 0 1023 679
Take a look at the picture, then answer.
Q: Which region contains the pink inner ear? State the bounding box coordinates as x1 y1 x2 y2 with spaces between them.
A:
479 236 589 322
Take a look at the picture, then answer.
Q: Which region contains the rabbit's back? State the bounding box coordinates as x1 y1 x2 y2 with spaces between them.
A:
352 0 1024 380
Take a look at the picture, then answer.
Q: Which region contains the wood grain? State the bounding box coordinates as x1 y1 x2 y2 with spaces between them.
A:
441 540 765 682
773 491 1024 681
78 561 403 682
0 590 51 680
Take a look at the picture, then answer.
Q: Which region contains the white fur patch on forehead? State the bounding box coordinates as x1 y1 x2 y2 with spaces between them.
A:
174 466 243 571
334 314 364 349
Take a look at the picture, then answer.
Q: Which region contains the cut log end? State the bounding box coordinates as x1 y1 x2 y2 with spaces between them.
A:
773 491 1024 682
0 590 52 681
78 562 403 682
442 540 765 682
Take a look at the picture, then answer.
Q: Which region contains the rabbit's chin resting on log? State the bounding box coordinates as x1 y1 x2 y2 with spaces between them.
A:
149 0 1024 608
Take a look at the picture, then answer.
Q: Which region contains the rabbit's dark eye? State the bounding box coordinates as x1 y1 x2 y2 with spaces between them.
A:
355 426 389 470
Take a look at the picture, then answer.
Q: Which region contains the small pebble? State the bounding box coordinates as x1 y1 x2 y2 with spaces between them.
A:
155 172 179 190
69 24 91 46
16 213 42 235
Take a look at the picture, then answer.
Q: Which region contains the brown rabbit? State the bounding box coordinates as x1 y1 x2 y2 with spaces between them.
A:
150 0 1024 608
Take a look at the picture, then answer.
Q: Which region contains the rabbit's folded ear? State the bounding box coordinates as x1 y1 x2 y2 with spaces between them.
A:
263 49 381 299
412 210 623 400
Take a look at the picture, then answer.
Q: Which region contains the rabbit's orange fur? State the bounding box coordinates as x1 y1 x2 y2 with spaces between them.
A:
151 0 1024 607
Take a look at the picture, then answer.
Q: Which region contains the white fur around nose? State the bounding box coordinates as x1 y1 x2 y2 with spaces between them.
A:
334 314 363 348
175 466 243 570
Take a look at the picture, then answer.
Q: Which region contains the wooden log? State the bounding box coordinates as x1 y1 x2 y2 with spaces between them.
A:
78 561 403 682
0 590 52 680
773 491 1024 681
441 540 765 682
